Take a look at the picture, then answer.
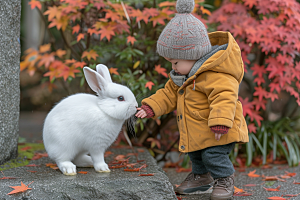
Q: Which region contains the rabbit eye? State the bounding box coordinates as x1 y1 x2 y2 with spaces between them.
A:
118 96 125 101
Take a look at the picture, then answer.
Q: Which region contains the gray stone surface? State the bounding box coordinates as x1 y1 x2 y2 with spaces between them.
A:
0 147 177 200
166 165 300 199
0 0 21 164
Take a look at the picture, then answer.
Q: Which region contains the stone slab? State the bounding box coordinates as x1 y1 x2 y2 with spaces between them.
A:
0 0 21 164
0 147 177 200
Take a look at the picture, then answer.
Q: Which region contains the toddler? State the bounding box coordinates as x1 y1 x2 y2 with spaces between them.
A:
136 0 248 199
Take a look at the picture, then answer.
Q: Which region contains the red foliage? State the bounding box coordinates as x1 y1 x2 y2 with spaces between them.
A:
210 0 300 129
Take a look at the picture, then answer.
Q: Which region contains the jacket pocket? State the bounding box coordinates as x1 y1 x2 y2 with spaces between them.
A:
234 100 243 128
192 108 210 120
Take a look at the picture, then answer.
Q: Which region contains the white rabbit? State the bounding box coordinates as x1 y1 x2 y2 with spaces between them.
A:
43 64 138 175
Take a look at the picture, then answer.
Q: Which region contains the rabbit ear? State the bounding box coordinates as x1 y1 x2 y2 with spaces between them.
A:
96 64 112 83
83 67 107 93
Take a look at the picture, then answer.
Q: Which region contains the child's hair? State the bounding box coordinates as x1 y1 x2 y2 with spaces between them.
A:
157 0 211 60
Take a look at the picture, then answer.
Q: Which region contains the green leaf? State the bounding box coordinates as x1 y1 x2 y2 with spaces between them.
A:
80 76 85 87
263 130 268 164
284 136 298 166
246 134 253 166
265 181 276 186
181 154 190 168
251 133 264 154
273 132 277 161
277 138 291 166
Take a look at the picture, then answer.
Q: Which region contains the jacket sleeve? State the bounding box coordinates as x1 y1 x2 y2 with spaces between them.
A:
142 79 179 119
200 71 239 128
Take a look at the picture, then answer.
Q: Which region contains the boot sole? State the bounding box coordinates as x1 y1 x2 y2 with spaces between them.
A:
176 184 213 195
210 195 234 200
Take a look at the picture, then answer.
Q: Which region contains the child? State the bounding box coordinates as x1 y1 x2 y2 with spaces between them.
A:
135 0 248 199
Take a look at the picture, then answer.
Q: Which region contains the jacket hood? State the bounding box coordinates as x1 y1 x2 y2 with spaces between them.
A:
186 31 244 84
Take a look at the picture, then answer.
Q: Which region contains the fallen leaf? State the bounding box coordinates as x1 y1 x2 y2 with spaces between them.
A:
7 181 33 195
280 175 291 179
78 171 88 174
261 164 273 169
138 173 154 176
45 163 57 167
233 186 245 193
31 152 48 160
137 149 144 152
114 155 127 161
20 146 32 151
263 185 281 191
176 167 192 173
25 164 40 167
263 176 278 181
247 170 260 177
293 180 300 184
267 197 287 200
285 171 296 177
0 171 18 180
283 193 300 197
243 184 257 187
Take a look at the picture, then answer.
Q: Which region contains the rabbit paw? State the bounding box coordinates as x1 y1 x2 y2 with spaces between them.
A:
95 163 111 173
58 161 77 175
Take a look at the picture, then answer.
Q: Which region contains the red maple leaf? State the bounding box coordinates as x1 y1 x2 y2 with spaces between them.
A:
247 123 257 133
73 61 87 69
252 98 266 111
253 86 268 101
72 24 80 34
44 6 61 21
109 67 119 75
244 0 258 9
77 33 85 42
98 25 116 41
38 53 55 68
82 50 98 61
269 82 281 93
238 97 254 117
131 9 149 23
7 181 33 195
248 110 263 126
251 64 266 78
145 81 155 90
127 36 136 45
247 170 260 177
154 65 168 78
29 0 42 10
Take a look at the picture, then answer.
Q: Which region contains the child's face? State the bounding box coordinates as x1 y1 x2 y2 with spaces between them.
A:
164 57 197 75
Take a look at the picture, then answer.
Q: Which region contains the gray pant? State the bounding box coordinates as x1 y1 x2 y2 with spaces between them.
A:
188 143 235 179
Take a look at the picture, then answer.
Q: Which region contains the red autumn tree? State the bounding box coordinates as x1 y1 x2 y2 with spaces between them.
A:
209 0 300 133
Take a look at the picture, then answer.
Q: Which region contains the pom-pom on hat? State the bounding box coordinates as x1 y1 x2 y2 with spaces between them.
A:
157 0 211 60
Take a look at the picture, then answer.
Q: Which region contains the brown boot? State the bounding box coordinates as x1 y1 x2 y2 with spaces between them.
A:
174 172 214 194
210 174 234 200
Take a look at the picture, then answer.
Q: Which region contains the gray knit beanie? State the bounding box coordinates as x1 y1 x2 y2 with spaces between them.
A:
157 0 212 60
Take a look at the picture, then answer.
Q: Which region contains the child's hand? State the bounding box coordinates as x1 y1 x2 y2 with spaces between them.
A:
210 125 229 141
135 108 147 118
215 133 222 141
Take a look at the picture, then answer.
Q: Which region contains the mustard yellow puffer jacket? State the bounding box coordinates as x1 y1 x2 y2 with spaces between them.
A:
142 31 249 153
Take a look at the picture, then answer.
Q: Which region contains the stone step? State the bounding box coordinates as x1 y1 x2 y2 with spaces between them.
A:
0 147 177 200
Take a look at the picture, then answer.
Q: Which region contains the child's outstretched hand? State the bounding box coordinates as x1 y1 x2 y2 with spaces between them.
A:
136 108 147 118
210 125 229 141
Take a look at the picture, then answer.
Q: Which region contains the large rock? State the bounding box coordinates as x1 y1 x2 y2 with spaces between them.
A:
0 147 177 199
0 0 21 164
